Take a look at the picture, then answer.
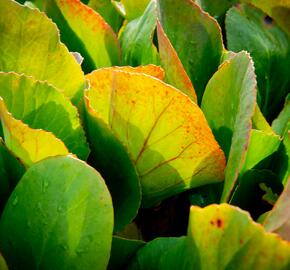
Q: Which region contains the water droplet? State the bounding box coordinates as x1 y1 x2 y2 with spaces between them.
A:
12 197 18 206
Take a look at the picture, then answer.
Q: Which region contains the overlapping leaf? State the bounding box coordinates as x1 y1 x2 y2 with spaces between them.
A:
0 0 85 103
87 0 123 32
0 139 25 212
0 72 89 160
156 20 197 103
264 180 290 241
201 52 257 202
0 98 69 167
0 155 113 270
226 3 290 121
43 0 121 73
120 0 160 66
85 68 225 229
129 204 290 269
157 0 223 103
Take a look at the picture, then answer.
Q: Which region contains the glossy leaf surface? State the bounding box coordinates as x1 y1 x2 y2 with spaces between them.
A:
0 155 113 270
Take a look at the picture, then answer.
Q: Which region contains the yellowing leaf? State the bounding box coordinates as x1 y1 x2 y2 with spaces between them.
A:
98 65 165 81
43 0 121 72
0 98 69 167
85 68 225 207
0 0 85 104
157 20 197 102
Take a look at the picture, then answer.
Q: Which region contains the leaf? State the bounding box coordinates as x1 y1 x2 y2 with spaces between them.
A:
99 65 165 81
226 3 290 121
128 237 186 270
230 170 283 219
0 0 85 104
252 104 273 133
156 20 197 102
0 254 8 270
108 236 145 270
120 0 151 20
264 180 290 241
43 0 121 73
272 94 290 136
0 98 69 167
85 68 225 208
120 0 160 66
129 204 290 269
271 127 290 186
241 129 281 174
157 0 223 103
0 155 113 270
194 0 238 24
0 72 89 160
0 138 25 212
87 0 123 32
241 0 290 36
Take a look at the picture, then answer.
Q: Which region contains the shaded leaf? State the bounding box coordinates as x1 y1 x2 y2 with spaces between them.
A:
241 0 290 36
87 0 123 32
43 0 121 73
120 0 150 20
157 0 223 103
156 20 197 102
85 68 225 208
0 98 69 167
272 94 290 136
0 254 8 270
108 236 145 270
194 0 238 24
201 51 257 202
0 139 25 213
264 179 290 241
226 3 290 121
0 72 89 160
120 0 160 66
0 0 85 104
129 204 290 269
230 170 283 219
0 155 113 270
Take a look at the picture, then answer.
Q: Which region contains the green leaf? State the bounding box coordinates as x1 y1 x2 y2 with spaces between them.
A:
157 0 223 104
0 138 25 212
43 0 121 73
156 20 197 102
241 129 281 174
241 0 290 36
128 237 186 270
226 3 290 121
120 0 151 21
201 52 257 202
271 127 290 186
0 253 8 270
0 72 89 160
0 0 85 104
129 204 290 269
272 94 290 136
0 98 69 167
87 0 123 32
0 155 113 270
108 236 145 270
230 170 283 218
85 68 225 216
194 0 238 24
264 179 290 241
120 0 160 66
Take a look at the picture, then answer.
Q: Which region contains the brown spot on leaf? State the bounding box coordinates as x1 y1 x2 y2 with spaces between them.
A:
210 218 224 229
